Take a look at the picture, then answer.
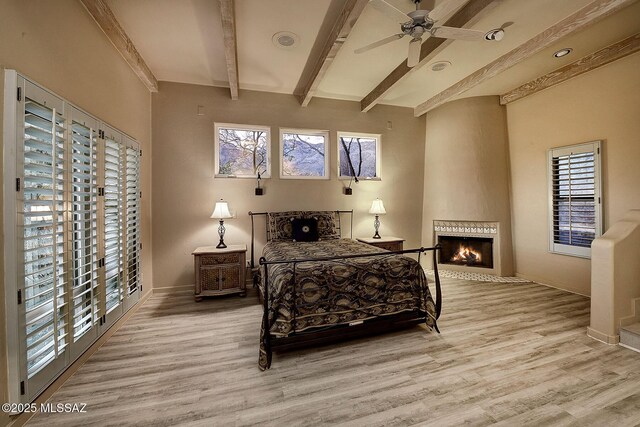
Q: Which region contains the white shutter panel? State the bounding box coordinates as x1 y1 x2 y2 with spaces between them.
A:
20 86 69 389
125 143 141 302
69 108 100 354
103 133 124 317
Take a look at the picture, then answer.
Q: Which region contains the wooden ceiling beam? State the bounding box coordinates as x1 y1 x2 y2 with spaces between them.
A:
414 0 637 116
500 32 640 105
79 0 158 92
219 0 239 100
296 0 369 107
360 0 498 113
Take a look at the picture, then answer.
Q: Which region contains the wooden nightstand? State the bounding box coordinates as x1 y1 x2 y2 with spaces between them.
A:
193 245 247 301
356 236 405 252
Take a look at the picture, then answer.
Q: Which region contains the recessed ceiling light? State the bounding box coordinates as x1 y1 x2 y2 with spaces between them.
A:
272 31 299 49
484 28 505 41
430 61 451 71
553 48 573 58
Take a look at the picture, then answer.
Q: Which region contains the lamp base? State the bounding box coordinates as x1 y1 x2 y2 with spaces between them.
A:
373 215 381 239
217 220 227 249
216 240 227 249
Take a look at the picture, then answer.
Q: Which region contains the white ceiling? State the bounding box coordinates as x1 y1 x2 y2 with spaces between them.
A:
106 0 640 109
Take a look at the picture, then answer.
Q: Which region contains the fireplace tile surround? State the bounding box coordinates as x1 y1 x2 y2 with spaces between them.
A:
433 220 506 276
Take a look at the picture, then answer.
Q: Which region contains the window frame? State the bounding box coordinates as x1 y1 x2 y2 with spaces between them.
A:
214 122 271 179
547 140 603 258
337 131 381 181
279 128 330 180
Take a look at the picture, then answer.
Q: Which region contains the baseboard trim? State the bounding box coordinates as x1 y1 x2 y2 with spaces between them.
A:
152 284 194 295
619 342 640 353
514 273 590 298
587 326 619 344
8 290 153 427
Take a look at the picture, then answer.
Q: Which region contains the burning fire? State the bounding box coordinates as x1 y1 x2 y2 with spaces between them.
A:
451 244 482 264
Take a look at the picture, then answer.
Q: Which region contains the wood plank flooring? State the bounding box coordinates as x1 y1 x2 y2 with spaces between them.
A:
27 278 640 426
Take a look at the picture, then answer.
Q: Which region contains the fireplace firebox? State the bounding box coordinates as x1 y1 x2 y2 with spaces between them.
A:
438 236 494 269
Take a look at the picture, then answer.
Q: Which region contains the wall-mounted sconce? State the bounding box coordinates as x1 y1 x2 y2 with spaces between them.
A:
255 172 264 195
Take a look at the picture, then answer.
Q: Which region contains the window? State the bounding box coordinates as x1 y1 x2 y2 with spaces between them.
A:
337 132 380 180
280 129 329 179
3 70 141 404
548 141 602 258
215 123 270 178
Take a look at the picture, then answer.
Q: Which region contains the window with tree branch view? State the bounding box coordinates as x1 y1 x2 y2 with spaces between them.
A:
280 129 329 179
215 123 270 177
338 132 380 179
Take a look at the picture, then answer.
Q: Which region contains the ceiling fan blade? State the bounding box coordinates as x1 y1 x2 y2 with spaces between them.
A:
354 33 405 54
431 26 484 41
368 0 410 24
407 38 422 67
427 0 469 23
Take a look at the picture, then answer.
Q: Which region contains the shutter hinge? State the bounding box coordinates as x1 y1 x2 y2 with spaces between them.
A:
16 178 20 192
17 87 22 101
98 130 104 139
17 289 22 305
99 316 103 326
598 197 601 204
20 381 25 395
140 243 142 250
103 315 106 323
99 257 105 268
140 149 142 157
597 147 600 154
98 187 104 196
140 191 142 199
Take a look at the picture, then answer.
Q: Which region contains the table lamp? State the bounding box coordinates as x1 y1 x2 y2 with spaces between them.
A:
369 198 386 239
211 199 233 248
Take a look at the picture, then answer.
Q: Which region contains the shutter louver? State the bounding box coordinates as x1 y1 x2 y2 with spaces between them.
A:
22 97 68 377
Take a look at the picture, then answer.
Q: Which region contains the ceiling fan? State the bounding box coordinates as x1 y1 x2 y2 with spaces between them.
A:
355 0 505 67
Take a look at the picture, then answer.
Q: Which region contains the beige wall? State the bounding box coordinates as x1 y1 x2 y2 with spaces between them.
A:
0 0 152 422
151 82 426 292
506 52 640 295
421 96 514 275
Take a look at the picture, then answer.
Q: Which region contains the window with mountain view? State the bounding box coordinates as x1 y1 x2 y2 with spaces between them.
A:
215 123 270 177
280 129 329 179
338 132 380 180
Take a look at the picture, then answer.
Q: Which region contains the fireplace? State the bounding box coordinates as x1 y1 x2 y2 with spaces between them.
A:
433 220 506 276
438 236 494 269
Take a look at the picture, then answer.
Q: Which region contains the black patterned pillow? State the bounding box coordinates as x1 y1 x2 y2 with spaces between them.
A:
291 218 319 242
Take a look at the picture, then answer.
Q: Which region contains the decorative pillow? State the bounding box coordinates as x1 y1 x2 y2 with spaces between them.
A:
268 211 302 241
291 218 319 242
268 210 339 241
310 211 340 240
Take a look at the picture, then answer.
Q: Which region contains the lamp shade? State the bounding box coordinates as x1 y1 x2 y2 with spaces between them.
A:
210 200 232 219
369 198 386 215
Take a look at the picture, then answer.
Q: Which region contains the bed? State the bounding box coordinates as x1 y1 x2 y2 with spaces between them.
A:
250 210 442 370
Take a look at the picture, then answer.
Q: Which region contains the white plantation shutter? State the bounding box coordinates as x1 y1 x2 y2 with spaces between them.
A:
103 133 125 317
20 84 69 391
3 71 142 403
125 143 141 302
548 141 602 258
69 108 100 355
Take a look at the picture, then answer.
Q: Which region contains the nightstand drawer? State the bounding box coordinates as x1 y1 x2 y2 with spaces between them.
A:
200 252 240 265
376 241 403 252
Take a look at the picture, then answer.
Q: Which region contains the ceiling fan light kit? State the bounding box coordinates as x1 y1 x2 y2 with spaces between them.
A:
357 0 506 67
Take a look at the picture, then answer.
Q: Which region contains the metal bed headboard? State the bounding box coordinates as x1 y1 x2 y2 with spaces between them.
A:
248 210 354 269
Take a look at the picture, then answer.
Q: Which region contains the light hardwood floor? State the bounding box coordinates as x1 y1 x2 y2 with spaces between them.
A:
27 278 640 426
